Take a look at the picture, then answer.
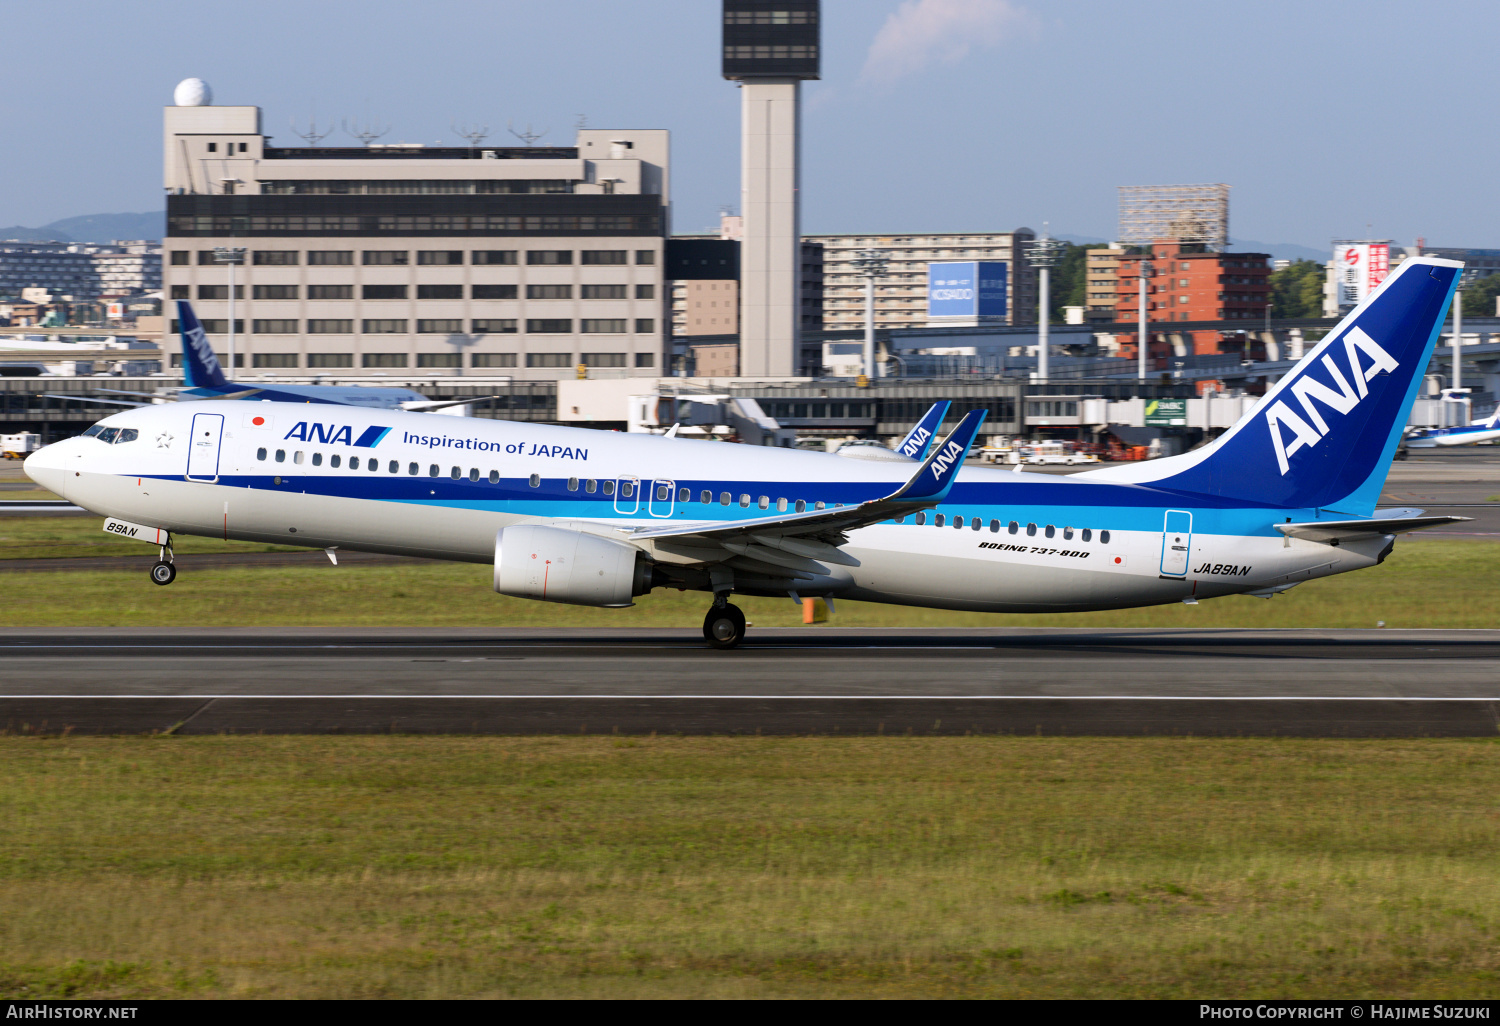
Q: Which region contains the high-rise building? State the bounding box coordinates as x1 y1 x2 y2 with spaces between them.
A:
1113 242 1270 361
723 0 820 377
163 91 668 378
810 231 1037 330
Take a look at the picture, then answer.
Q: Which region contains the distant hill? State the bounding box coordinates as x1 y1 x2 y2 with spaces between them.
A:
0 211 164 244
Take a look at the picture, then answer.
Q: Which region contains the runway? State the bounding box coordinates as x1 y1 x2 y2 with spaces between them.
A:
3 628 1498 737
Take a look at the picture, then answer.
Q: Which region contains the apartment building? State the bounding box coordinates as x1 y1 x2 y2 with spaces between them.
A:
1112 242 1271 359
163 95 668 378
1084 245 1124 323
808 230 1037 330
0 240 161 301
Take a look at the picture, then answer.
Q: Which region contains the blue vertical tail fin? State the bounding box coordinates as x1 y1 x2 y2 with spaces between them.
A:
894 401 951 460
175 300 229 390
1086 257 1461 515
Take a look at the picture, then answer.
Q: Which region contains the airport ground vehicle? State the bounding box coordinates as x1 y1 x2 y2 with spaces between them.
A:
0 432 40 460
24 259 1470 648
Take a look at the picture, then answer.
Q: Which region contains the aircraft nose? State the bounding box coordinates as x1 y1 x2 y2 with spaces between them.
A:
24 441 74 494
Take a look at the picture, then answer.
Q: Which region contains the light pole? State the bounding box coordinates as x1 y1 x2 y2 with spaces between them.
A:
213 247 246 374
851 249 889 385
1452 268 1480 394
1026 230 1066 383
1137 254 1153 380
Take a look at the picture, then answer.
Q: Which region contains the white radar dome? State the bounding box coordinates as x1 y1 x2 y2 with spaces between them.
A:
173 78 212 106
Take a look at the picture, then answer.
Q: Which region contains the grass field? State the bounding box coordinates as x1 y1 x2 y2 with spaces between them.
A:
0 736 1496 999
0 515 1495 628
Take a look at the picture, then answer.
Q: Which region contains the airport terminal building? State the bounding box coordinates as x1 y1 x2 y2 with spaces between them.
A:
163 99 669 379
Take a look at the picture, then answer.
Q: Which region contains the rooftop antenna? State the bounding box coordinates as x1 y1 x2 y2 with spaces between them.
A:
342 116 389 147
290 102 333 146
507 121 548 146
452 121 490 150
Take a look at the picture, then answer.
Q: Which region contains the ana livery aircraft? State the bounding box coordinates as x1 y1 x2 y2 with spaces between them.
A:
1405 404 1500 448
63 302 479 413
24 257 1469 648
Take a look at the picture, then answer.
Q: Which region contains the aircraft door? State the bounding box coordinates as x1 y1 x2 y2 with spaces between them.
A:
614 476 640 515
1159 509 1192 577
648 478 675 517
186 412 225 481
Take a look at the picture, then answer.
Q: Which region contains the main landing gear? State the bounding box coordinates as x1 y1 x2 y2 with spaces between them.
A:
150 534 176 586
702 594 746 650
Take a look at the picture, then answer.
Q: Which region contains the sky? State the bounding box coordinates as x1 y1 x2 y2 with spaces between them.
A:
1 0 1496 251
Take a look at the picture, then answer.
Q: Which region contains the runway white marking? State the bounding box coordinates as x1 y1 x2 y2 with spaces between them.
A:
9 694 1500 701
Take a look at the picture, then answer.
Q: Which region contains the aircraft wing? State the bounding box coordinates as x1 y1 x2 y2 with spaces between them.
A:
41 394 149 408
400 395 507 412
624 410 987 575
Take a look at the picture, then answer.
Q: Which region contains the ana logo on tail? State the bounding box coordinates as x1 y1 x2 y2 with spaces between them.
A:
1264 326 1400 475
899 427 931 459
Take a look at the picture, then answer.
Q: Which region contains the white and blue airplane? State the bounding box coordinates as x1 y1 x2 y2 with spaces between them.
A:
64 302 479 412
23 257 1469 648
1405 404 1500 448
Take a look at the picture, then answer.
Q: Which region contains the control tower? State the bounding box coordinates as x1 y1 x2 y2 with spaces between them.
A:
723 0 820 378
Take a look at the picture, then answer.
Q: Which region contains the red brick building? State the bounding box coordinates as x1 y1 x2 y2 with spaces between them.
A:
1113 242 1271 367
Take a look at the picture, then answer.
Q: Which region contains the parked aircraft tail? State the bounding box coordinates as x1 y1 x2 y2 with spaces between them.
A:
1081 256 1461 515
175 301 229 390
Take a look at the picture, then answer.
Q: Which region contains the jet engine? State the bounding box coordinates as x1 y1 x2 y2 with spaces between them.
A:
494 525 655 607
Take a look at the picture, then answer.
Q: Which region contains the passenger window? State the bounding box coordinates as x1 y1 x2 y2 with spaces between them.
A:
450 467 461 480
621 481 634 498
656 485 669 501
369 459 379 473
311 453 322 466
529 473 540 487
720 492 731 505
953 516 964 528
429 464 439 477
795 499 805 513
293 451 304 465
1045 525 1055 539
739 494 750 508
568 477 579 491
115 429 138 443
935 514 945 527
330 454 341 468
489 470 499 483
815 501 825 510
1063 527 1074 540
971 518 981 531
473 468 485 481
776 498 788 512
586 479 597 493
602 480 615 496
1100 529 1111 544
1009 521 1019 534
758 496 769 509
678 487 690 502
915 512 927 525
389 461 398 473
349 457 360 470
256 447 267 461
1082 528 1092 542
701 490 712 504
1026 523 1037 537
989 519 1000 532
97 427 119 444
409 462 419 475
896 515 905 524
275 449 286 462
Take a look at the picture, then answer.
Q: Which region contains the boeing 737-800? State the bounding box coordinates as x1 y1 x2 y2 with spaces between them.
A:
24 258 1469 648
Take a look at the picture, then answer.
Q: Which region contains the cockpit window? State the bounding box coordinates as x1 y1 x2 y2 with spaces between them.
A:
82 425 103 438
115 429 138 444
95 427 119 444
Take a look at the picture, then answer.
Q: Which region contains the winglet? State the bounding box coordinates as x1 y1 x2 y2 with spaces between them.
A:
891 409 987 503
175 300 229 390
894 401 951 460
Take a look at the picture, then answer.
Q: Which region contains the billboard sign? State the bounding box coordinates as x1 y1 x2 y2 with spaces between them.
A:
927 261 1007 318
1144 398 1187 427
1333 243 1390 307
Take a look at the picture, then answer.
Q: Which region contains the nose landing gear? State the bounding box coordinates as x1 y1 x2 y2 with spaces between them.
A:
150 535 176 586
702 593 746 650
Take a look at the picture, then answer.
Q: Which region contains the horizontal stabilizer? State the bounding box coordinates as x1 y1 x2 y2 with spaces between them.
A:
1275 515 1469 542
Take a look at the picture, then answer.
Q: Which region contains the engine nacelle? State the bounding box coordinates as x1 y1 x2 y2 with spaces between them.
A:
494 525 650 607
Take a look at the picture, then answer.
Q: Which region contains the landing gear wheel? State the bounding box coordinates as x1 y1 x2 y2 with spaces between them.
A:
703 603 746 650
150 560 177 586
